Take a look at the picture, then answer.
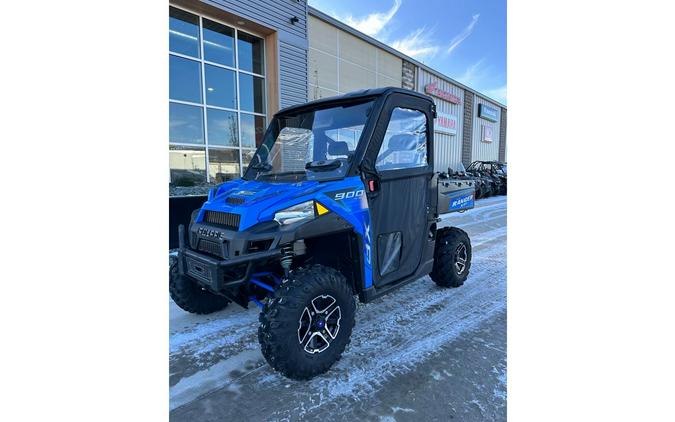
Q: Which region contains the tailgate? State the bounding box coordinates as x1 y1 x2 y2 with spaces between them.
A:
437 178 475 214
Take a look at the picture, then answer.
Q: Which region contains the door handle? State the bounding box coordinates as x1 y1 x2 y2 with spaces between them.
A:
366 178 380 192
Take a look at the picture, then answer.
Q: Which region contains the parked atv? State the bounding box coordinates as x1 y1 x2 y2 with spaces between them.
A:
493 161 507 195
464 165 493 198
170 88 475 380
446 163 484 198
466 160 507 197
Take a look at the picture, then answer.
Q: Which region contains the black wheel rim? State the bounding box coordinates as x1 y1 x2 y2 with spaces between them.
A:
297 294 342 354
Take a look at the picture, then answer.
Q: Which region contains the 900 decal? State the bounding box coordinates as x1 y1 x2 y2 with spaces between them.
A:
326 188 365 201
334 189 364 200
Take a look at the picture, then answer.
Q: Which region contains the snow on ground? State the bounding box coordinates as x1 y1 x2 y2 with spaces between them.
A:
169 195 507 420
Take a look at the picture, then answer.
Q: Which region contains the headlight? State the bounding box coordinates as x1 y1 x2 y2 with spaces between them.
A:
273 201 315 225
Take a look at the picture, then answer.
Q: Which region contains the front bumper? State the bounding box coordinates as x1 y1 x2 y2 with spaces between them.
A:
175 209 353 301
175 223 281 294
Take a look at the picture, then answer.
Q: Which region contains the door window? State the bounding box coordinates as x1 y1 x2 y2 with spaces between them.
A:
375 107 428 171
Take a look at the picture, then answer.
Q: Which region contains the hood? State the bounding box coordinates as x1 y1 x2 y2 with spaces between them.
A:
201 179 325 230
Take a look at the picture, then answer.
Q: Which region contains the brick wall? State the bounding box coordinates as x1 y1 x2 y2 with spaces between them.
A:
499 108 507 162
461 91 474 167
401 60 416 90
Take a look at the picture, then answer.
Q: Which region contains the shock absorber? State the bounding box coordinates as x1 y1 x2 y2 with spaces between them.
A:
279 243 293 278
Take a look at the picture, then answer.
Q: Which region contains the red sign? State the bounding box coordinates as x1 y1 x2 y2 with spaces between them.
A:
435 112 458 135
424 82 461 105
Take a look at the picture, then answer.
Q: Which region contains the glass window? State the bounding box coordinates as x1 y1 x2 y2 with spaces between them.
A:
169 7 200 58
325 127 363 158
241 149 256 173
170 103 204 144
169 8 267 184
237 32 264 74
170 145 206 185
240 114 266 148
208 148 240 183
205 65 237 109
169 55 202 103
375 107 428 171
239 73 265 113
206 109 238 147
203 19 235 67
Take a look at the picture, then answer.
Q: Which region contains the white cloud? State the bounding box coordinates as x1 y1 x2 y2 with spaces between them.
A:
455 58 486 86
483 85 507 104
343 0 402 37
390 27 440 61
455 60 506 104
447 14 480 55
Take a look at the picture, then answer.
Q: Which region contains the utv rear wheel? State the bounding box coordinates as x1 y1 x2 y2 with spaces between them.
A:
169 263 230 314
258 265 356 380
431 227 472 288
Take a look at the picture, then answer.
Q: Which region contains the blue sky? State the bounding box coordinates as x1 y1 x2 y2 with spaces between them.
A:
308 0 506 104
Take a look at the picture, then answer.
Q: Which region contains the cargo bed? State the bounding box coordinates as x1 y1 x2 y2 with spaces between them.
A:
437 175 476 214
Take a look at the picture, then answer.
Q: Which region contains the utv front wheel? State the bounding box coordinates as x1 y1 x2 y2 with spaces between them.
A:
169 263 230 314
258 265 356 380
431 227 472 288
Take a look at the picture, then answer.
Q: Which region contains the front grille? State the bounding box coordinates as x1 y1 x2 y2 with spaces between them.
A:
226 196 246 205
198 239 225 258
203 210 240 230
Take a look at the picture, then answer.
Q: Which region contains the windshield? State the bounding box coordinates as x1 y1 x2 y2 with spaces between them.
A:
243 100 374 182
456 162 466 173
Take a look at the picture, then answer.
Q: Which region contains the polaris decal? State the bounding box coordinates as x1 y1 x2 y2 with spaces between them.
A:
197 227 227 240
448 193 474 211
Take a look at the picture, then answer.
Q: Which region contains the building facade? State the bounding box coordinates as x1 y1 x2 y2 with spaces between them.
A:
169 0 308 190
307 15 403 99
169 0 506 194
417 67 465 172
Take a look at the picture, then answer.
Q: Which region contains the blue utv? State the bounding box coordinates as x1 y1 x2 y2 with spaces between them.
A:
170 87 476 380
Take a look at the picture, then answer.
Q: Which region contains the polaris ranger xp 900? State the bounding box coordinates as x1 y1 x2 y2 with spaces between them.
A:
171 87 476 380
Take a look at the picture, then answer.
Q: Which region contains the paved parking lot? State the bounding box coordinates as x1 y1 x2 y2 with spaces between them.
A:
170 195 507 421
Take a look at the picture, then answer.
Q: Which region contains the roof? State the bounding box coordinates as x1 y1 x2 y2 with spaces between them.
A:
308 6 506 110
277 86 432 115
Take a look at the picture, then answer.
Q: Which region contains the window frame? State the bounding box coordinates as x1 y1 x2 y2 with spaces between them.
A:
169 4 267 184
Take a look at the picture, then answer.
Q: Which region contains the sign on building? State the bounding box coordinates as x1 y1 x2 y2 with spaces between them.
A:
435 112 458 135
478 104 499 122
481 125 494 143
424 82 461 105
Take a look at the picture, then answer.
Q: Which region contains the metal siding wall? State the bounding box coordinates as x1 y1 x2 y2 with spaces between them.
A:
207 0 307 39
472 96 502 161
206 0 309 108
279 41 308 108
417 69 465 172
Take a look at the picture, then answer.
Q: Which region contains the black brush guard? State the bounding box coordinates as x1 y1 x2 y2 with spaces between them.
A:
176 224 281 297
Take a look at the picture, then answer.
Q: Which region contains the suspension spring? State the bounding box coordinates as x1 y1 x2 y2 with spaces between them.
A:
280 243 293 277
